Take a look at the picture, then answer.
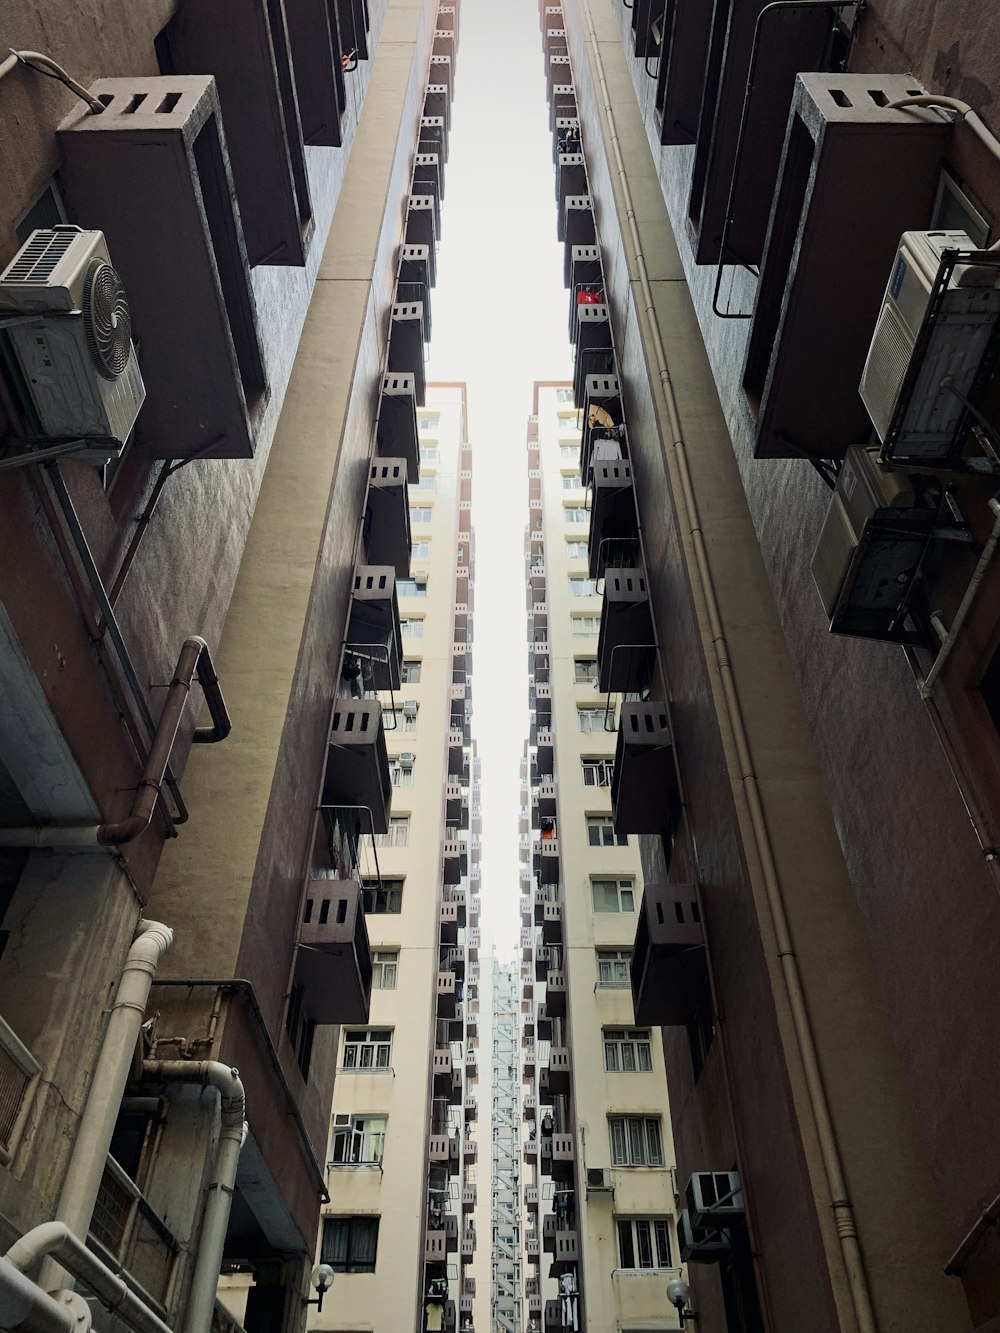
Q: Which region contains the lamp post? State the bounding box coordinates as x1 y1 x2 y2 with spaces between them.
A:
304 1263 335 1313
667 1277 698 1327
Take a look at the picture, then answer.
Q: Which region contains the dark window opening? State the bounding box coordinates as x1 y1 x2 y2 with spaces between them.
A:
686 977 716 1083
321 1215 380 1272
978 641 1000 736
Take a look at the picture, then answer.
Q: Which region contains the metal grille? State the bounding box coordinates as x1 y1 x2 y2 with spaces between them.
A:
862 303 912 439
0 1050 30 1155
3 229 75 283
92 1164 133 1252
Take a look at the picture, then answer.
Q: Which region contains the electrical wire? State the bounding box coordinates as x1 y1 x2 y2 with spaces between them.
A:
0 49 104 113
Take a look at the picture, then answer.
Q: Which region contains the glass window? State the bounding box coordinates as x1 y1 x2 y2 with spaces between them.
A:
571 616 600 636
616 1217 672 1269
604 1029 653 1072
596 949 631 988
363 879 403 914
321 1215 380 1272
418 415 440 431
410 506 434 524
399 618 424 638
574 658 598 683
564 505 589 525
419 445 439 463
400 659 422 683
608 1116 664 1167
374 817 409 848
560 445 579 461
372 950 399 989
582 758 614 787
411 540 431 559
342 1029 393 1071
556 387 574 403
329 1114 388 1165
569 577 596 597
592 879 636 913
566 540 588 559
562 473 583 490
397 578 428 597
587 815 628 847
389 759 414 787
411 472 437 490
578 707 609 732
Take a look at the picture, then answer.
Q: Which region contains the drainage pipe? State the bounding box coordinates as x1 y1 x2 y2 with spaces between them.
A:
0 637 229 848
0 1258 89 1332
6 1224 171 1333
37 922 173 1295
579 2 878 1327
919 497 1000 697
140 1061 246 1333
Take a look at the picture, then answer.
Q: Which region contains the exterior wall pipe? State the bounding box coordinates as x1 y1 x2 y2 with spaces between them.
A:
577 1 879 1327
919 498 1000 697
0 637 230 849
139 1061 246 1333
37 922 174 1296
0 1258 89 1332
6 1224 171 1333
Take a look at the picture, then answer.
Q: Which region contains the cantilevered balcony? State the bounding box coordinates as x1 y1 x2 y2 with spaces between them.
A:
589 461 638 579
433 1048 455 1096
376 372 420 475
546 969 566 1018
440 899 462 945
536 836 560 886
534 946 551 983
424 83 451 129
535 729 554 776
428 1132 460 1175
541 900 562 946
437 969 458 1019
295 880 371 1023
443 835 467 885
550 84 576 131
324 700 391 834
387 303 427 405
285 0 348 148
612 702 682 844
366 460 411 577
573 302 612 406
632 884 708 1026
346 566 403 691
544 1047 570 1098
536 1003 553 1042
597 567 655 694
521 928 534 961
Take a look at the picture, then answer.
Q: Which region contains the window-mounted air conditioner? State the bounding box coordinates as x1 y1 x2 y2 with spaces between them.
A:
860 229 1000 460
585 1167 612 1193
404 700 419 713
400 752 416 764
0 227 144 463
677 1209 731 1264
686 1170 744 1229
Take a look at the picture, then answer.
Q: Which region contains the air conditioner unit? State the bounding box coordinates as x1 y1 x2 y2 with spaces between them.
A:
400 752 416 764
404 700 419 713
677 1209 731 1264
0 227 144 463
860 229 1000 461
686 1170 745 1229
585 1167 612 1193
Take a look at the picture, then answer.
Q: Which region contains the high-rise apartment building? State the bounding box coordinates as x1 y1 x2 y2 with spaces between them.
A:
518 386 681 1333
490 962 521 1333
0 2 468 1330
536 2 1000 1332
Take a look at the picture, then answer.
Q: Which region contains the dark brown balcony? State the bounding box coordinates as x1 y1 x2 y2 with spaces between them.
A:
550 86 577 132
542 901 562 946
388 303 427 405
546 54 573 99
433 1048 454 1095
546 969 566 1019
428 1133 460 1175
597 567 655 694
462 1181 477 1209
443 837 467 886
376 372 420 475
420 114 450 163
655 0 711 145
437 970 458 1019
545 1047 570 1098
324 700 391 834
744 74 946 460
524 1091 537 1120
589 462 638 579
337 0 369 60
535 729 554 776
406 193 440 252
535 946 551 983
156 0 312 267
346 566 403 691
537 837 560 886
424 83 452 129
536 1003 553 1043
440 899 461 945
632 884 708 1026
464 1094 477 1121
285 0 348 147
526 1231 540 1259
366 460 411 577
461 1229 476 1258
541 3 563 30
295 880 371 1023
545 1300 563 1330
612 702 682 842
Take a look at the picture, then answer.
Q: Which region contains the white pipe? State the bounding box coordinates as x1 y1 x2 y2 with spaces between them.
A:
141 1061 246 1333
0 51 105 112
577 1 879 1328
6 1224 170 1333
0 1257 89 1332
886 95 1000 176
920 497 1000 696
39 921 174 1294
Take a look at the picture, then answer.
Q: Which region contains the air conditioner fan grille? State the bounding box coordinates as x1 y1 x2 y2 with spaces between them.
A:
83 259 132 380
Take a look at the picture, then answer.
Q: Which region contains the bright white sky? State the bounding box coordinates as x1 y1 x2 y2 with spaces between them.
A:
426 0 574 959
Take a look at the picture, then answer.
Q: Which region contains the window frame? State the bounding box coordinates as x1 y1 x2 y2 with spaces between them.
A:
571 615 601 637
608 1115 665 1168
591 878 636 914
329 1113 388 1166
400 659 422 683
586 815 628 847
362 879 404 914
603 1029 653 1072
578 706 609 732
321 1215 380 1273
596 948 632 988
569 576 597 597
342 1028 393 1071
582 757 614 787
372 949 399 989
615 1216 673 1270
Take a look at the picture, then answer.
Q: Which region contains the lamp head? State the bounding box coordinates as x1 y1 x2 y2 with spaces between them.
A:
666 1277 691 1310
312 1263 335 1294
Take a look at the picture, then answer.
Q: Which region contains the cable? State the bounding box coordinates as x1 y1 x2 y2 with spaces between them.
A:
0 49 104 113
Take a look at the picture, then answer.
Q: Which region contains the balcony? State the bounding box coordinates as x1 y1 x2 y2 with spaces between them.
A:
465 1046 478 1080
400 237 436 299
545 1300 564 1330
542 901 562 946
429 54 454 98
433 1047 455 1096
437 970 458 1020
545 23 567 54
388 303 427 405
376 372 420 475
549 1227 579 1275
525 1136 539 1164
597 567 655 694
424 83 452 129
323 700 391 834
536 777 557 817
466 998 479 1036
461 1229 476 1258
536 837 560 887
547 53 573 98
448 730 467 776
521 927 535 960
443 837 467 886
526 1232 540 1259
406 193 440 253
534 946 551 983
535 729 554 776
366 460 411 577
655 0 712 145
295 880 371 1024
744 74 946 460
346 566 403 691
523 1042 536 1073
542 3 563 30
524 1091 537 1119
544 1047 570 1098
463 1134 478 1162
420 113 450 164
632 884 708 1025
425 1230 448 1262
546 969 566 1018
612 702 683 843
465 1094 477 1121
468 927 480 957
428 1133 460 1175
550 85 577 132
284 0 348 148
58 77 267 460
156 0 312 267
440 899 462 945
579 369 622 477
462 1181 477 1209
536 1003 553 1043
556 152 587 218
573 303 613 407
589 461 638 579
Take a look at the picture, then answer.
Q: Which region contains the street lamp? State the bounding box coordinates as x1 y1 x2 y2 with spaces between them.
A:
667 1277 698 1327
304 1263 335 1313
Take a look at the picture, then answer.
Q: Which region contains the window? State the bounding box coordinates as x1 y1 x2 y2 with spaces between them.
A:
572 615 600 636
397 578 427 597
556 387 574 403
400 660 422 684
330 1114 387 1165
562 474 583 490
418 414 440 431
597 948 631 988
582 758 614 787
284 983 316 1080
363 879 403 913
687 977 716 1083
411 472 437 490
399 618 424 638
575 658 599 683
604 1029 653 1072
569 577 596 597
564 505 589 525
342 1029 392 1070
420 446 439 463
616 1217 672 1270
372 950 399 989
609 1116 664 1167
410 505 434 524
321 1215 380 1272
566 540 588 559
411 540 431 559
578 707 608 732
592 878 636 913
389 758 414 787
374 817 409 848
587 815 628 847
560 445 579 461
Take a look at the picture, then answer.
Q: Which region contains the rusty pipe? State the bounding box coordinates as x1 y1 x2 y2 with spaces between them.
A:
0 637 229 848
